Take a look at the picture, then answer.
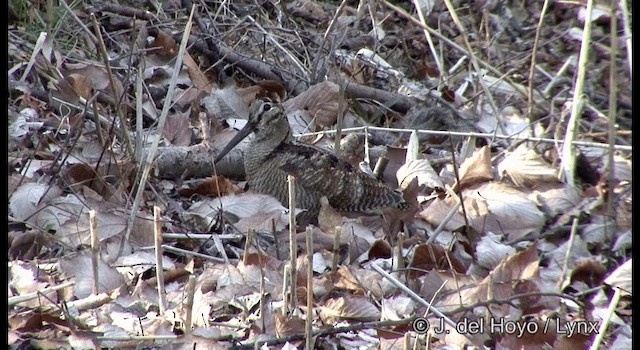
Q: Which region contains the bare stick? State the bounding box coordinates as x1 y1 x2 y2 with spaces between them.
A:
154 206 167 315
297 126 632 151
161 245 230 263
310 0 349 83
120 5 197 258
557 217 579 291
184 275 197 333
560 0 596 186
305 226 315 350
411 0 444 78
288 175 298 311
619 0 632 77
369 263 481 346
8 281 75 306
589 287 623 350
282 264 291 315
606 0 619 219
244 228 255 265
527 0 552 118
89 210 100 295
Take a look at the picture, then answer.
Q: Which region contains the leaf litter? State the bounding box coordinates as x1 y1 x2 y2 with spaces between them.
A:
8 0 631 349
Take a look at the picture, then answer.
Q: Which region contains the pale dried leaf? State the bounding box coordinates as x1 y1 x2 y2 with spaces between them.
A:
68 332 98 350
539 235 592 286
187 193 291 220
18 159 52 179
234 210 289 233
602 154 632 183
286 108 315 135
203 85 250 119
578 4 611 23
611 230 631 253
464 182 545 241
116 251 176 275
380 295 415 320
396 159 443 190
318 196 344 235
282 81 346 127
581 216 615 245
162 110 192 146
604 259 631 295
312 252 329 274
478 72 536 98
10 108 42 139
406 130 420 162
475 232 516 270
9 261 48 296
9 183 62 222
216 264 246 288
457 146 494 189
59 253 125 298
529 183 582 218
64 63 125 100
498 145 559 187
321 296 380 321
420 195 466 232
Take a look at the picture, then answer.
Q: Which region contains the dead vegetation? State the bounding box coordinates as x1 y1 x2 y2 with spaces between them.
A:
8 0 632 349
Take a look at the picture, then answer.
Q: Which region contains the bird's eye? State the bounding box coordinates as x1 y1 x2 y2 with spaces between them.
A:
263 103 272 112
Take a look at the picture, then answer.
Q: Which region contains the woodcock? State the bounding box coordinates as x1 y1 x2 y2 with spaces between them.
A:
214 97 407 224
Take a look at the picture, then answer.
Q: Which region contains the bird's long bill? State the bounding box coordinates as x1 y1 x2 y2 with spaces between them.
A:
214 121 256 163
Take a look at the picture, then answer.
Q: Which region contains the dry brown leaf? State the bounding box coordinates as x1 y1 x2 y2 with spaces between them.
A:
178 176 242 198
318 196 344 235
569 259 607 288
149 30 177 58
332 265 367 293
498 145 560 187
8 230 53 260
275 311 306 338
320 296 380 322
407 243 467 279
367 239 392 260
58 73 92 101
286 0 328 22
437 243 540 315
68 331 99 350
63 63 126 103
419 194 466 231
236 80 287 103
419 270 479 304
162 109 192 146
9 182 63 222
182 50 211 91
282 81 347 127
456 145 494 190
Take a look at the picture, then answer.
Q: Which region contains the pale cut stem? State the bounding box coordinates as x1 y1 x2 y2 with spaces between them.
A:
305 226 315 350
154 206 167 315
89 210 99 295
288 175 297 312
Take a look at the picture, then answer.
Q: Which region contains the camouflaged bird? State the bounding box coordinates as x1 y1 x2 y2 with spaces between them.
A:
214 97 408 224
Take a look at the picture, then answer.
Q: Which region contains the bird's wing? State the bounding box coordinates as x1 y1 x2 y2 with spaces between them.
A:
266 142 403 211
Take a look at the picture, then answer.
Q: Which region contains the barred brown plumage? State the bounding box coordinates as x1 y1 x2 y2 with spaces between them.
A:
214 97 408 224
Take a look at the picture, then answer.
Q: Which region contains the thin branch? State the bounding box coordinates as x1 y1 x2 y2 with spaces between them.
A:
296 126 633 151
